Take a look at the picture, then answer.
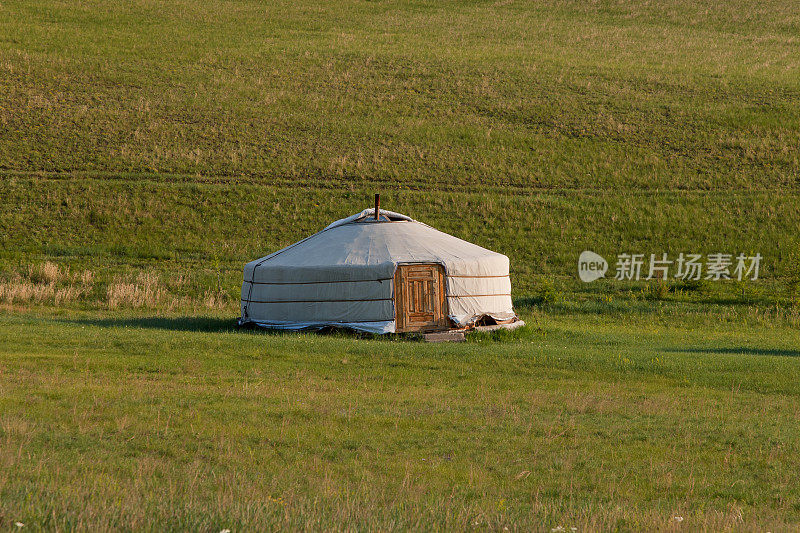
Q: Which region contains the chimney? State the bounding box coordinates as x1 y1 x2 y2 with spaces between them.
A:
374 193 380 221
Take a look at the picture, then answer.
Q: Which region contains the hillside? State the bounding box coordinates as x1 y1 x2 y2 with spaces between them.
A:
2 0 800 306
2 0 799 190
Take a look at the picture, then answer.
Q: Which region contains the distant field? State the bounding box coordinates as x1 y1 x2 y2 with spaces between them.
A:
2 0 800 530
1 0 799 190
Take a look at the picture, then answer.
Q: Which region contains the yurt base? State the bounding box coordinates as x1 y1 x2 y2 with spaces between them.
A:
422 320 526 343
238 317 525 340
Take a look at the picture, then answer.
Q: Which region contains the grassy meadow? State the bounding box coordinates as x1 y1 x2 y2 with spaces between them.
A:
3 312 800 531
2 0 800 530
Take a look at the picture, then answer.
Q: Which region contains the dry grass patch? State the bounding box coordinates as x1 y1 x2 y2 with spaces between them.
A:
105 272 236 310
202 289 234 310
0 262 92 306
27 261 61 285
106 272 165 309
0 264 235 310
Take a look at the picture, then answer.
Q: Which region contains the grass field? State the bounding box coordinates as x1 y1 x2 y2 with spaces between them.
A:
2 0 799 190
3 311 800 530
2 0 800 530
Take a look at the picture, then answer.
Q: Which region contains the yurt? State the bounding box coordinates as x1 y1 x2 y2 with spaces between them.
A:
239 198 520 334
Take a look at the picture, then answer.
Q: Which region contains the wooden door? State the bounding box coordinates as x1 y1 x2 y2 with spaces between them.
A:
394 264 449 332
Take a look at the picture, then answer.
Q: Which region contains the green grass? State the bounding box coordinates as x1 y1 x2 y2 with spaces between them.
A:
1 0 799 189
2 0 799 301
3 0 800 529
1 178 799 305
2 311 800 531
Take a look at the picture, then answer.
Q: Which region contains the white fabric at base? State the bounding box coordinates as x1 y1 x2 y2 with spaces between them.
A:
241 318 395 334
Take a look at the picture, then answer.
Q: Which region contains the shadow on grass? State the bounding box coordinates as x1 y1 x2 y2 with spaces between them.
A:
64 316 409 340
672 347 800 358
68 316 241 333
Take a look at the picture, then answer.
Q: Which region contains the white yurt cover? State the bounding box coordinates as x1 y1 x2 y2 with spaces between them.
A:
239 209 516 333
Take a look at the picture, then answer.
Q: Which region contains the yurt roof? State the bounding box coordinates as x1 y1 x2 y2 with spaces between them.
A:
246 209 508 275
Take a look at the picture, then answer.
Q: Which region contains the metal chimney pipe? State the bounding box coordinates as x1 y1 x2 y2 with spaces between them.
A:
374 193 380 221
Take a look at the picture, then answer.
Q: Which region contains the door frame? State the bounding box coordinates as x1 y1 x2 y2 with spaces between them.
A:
394 263 450 333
